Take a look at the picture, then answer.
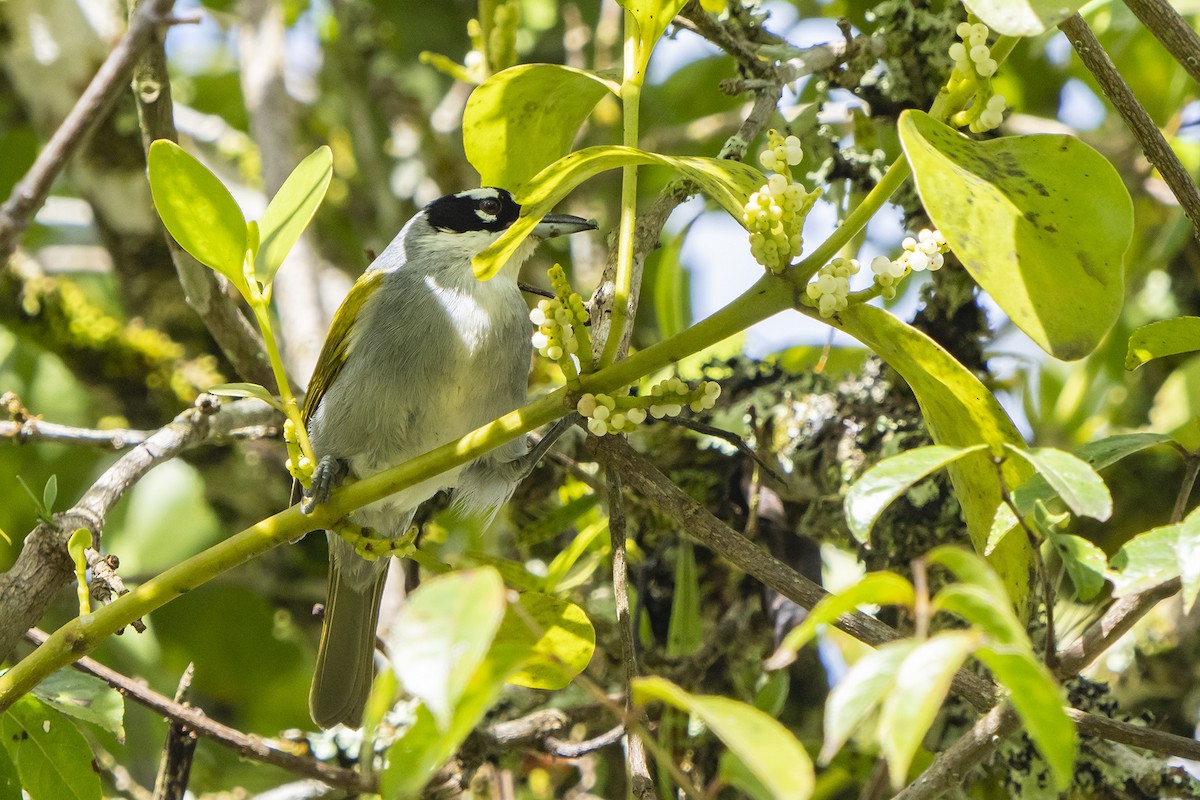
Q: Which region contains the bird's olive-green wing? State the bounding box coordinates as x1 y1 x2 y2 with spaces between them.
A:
301 270 384 424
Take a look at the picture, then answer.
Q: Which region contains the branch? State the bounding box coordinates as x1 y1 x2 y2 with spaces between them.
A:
0 0 177 261
891 704 1017 800
130 1 276 388
0 397 281 661
23 629 373 794
1059 14 1200 240
1121 0 1200 85
591 434 999 711
1055 578 1180 678
603 469 654 799
152 664 197 800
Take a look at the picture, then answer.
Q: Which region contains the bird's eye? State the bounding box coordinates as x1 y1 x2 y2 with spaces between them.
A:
479 197 502 216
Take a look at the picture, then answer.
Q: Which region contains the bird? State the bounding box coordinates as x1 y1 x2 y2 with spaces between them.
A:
299 186 597 729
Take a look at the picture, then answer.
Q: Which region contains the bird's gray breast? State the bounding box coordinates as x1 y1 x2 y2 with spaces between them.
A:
308 262 531 484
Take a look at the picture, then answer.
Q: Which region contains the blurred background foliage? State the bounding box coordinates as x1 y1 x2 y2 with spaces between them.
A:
1 0 1198 795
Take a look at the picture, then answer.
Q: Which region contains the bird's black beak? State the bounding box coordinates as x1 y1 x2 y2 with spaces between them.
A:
532 213 599 239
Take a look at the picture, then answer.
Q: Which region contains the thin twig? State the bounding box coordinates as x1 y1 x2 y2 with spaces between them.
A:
604 469 655 799
23 629 374 793
664 416 785 484
545 724 627 758
152 664 198 800
592 434 999 711
1060 14 1200 240
130 0 276 388
0 0 178 261
1053 455 1197 675
1121 0 1200 85
1171 454 1200 523
0 397 281 661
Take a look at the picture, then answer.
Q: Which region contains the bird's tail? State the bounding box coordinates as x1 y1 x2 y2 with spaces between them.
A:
309 551 388 729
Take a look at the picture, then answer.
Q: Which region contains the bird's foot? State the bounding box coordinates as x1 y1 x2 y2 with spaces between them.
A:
333 522 419 561
301 455 348 514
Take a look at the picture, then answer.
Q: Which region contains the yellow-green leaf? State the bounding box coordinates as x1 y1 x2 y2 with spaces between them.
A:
255 145 332 286
147 139 248 293
464 64 618 188
976 646 1076 790
633 676 814 800
1 696 101 800
618 0 690 77
767 573 914 670
387 568 506 730
831 304 1033 613
878 631 977 788
1127 317 1200 370
844 444 988 543
899 110 1132 360
962 0 1086 36
492 592 596 690
474 145 764 279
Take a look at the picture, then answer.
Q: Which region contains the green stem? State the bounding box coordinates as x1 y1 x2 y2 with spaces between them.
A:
791 156 912 286
601 13 644 368
0 275 792 710
478 0 498 75
253 302 314 467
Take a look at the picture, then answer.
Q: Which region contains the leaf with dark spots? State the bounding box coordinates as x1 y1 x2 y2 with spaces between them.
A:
899 110 1132 361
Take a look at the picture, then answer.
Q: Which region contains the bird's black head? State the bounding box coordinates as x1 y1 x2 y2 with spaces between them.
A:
424 187 521 234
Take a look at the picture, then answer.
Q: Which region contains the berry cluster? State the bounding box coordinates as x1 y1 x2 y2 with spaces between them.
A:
806 257 859 318
745 130 820 274
530 264 592 384
870 229 949 299
949 22 998 78
577 378 722 437
948 21 1008 133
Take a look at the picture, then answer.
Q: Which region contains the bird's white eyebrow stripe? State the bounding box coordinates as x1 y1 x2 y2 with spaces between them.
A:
458 187 502 200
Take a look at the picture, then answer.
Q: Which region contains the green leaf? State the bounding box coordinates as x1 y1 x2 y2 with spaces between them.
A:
387 567 507 729
844 445 987 543
41 475 56 515
1127 317 1200 370
1046 530 1109 601
1110 506 1200 610
31 669 124 741
255 145 333 286
474 145 765 279
382 640 527 799
932 584 1028 650
976 646 1076 790
927 546 1012 604
464 64 618 188
878 631 977 788
492 592 596 690
207 383 282 410
717 750 774 800
820 640 919 763
633 676 815 800
1150 356 1200 449
618 0 690 76
961 0 1085 35
147 139 248 292
0 696 101 800
543 519 608 593
1003 445 1112 521
0 739 21 800
831 305 1033 612
899 110 1132 360
987 433 1173 554
767 572 915 670
666 540 701 658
